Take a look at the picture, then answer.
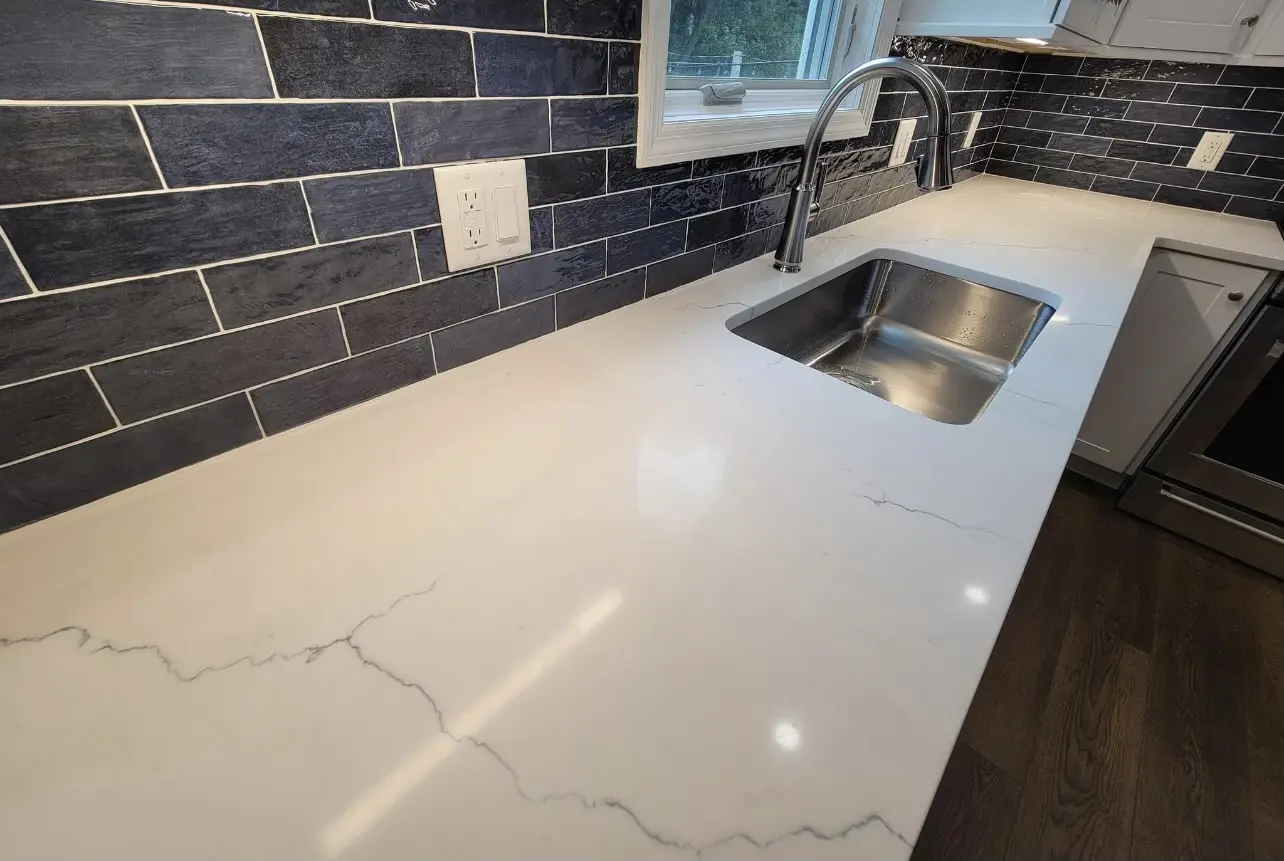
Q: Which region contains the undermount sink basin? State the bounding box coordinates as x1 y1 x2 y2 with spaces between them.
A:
731 258 1055 424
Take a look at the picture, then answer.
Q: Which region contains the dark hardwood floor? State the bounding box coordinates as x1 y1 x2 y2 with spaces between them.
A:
912 473 1284 861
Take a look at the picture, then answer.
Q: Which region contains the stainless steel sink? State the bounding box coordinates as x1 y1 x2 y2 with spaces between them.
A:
731 258 1055 424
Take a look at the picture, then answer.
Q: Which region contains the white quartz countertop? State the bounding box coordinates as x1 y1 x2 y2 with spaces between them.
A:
2 176 1282 860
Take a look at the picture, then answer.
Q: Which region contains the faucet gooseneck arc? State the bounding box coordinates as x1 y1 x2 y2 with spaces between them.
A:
773 57 955 273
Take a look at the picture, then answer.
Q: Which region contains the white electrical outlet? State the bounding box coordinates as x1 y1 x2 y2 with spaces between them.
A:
434 160 531 271
962 111 982 149
890 118 917 167
1187 131 1234 172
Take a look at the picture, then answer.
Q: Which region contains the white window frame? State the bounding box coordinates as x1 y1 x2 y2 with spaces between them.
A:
637 0 905 167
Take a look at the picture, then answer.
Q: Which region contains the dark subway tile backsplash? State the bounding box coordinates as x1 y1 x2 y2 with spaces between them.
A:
259 17 475 99
984 52 1284 219
93 311 347 423
0 272 217 386
551 98 638 150
341 269 499 353
554 190 650 247
555 270 646 327
202 235 419 328
0 395 261 533
474 34 608 97
304 169 440 244
609 147 692 192
526 151 608 207
372 0 544 30
0 248 29 300
547 0 643 39
139 103 399 187
0 0 273 100
395 100 551 165
0 107 161 205
0 184 313 290
497 242 606 306
607 222 687 275
0 372 116 466
432 298 556 372
11 18 1280 533
251 335 437 435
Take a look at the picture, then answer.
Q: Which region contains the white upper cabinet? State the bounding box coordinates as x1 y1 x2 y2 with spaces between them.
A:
1112 0 1270 53
1253 3 1284 55
1057 0 1126 44
896 0 1284 62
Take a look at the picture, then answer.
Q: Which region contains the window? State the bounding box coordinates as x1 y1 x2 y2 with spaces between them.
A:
637 0 904 167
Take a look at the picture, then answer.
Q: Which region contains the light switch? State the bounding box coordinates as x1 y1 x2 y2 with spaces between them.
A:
494 185 520 240
434 159 532 272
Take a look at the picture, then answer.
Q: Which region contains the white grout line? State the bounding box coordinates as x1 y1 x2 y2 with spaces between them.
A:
543 0 549 32
427 330 440 374
102 0 637 41
367 0 375 17
252 15 281 100
130 106 170 190
85 368 123 428
299 181 321 244
409 231 424 281
245 392 268 438
0 227 428 303
547 97 554 152
389 103 404 166
0 94 631 108
470 32 481 99
337 308 353 357
0 140 626 210
0 224 38 294
196 270 226 331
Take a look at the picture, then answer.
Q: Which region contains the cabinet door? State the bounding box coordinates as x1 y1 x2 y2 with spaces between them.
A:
1111 0 1267 52
1057 0 1126 44
1252 3 1284 55
1074 252 1269 474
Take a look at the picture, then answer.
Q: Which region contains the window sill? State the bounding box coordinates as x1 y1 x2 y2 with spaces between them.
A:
638 88 874 167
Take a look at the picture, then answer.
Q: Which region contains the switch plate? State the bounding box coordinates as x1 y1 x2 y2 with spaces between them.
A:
434 159 531 272
890 118 917 167
1187 131 1234 172
962 111 982 149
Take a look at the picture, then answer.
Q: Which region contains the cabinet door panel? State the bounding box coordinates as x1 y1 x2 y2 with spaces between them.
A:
1252 4 1284 55
1074 251 1269 474
1057 0 1125 44
1111 0 1266 52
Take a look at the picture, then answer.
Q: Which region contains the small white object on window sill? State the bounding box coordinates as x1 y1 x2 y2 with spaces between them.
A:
699 81 747 105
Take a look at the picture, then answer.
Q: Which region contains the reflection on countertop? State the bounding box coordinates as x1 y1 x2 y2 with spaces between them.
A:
1 176 1283 860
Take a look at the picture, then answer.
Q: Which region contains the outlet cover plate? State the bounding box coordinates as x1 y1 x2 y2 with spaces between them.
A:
434 159 531 272
1187 131 1234 172
890 118 917 167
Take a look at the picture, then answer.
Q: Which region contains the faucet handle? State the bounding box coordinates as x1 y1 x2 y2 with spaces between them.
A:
809 158 830 217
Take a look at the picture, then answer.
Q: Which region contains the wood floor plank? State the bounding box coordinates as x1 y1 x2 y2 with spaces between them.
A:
1003 615 1150 861
1242 566 1284 860
1131 542 1256 860
910 743 1021 861
960 486 1083 779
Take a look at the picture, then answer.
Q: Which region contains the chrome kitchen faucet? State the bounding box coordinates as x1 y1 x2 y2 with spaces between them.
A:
774 57 955 273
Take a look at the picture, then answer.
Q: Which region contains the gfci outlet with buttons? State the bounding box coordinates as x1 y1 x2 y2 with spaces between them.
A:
434 159 531 271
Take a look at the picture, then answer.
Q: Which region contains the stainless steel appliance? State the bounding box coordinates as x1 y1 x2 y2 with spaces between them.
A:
1122 276 1284 579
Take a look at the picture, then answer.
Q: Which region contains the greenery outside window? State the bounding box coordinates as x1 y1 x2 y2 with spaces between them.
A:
637 0 904 167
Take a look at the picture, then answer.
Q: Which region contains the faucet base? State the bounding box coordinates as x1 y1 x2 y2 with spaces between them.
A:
773 261 802 273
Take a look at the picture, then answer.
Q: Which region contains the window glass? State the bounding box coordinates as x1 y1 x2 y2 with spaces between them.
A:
666 0 846 82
